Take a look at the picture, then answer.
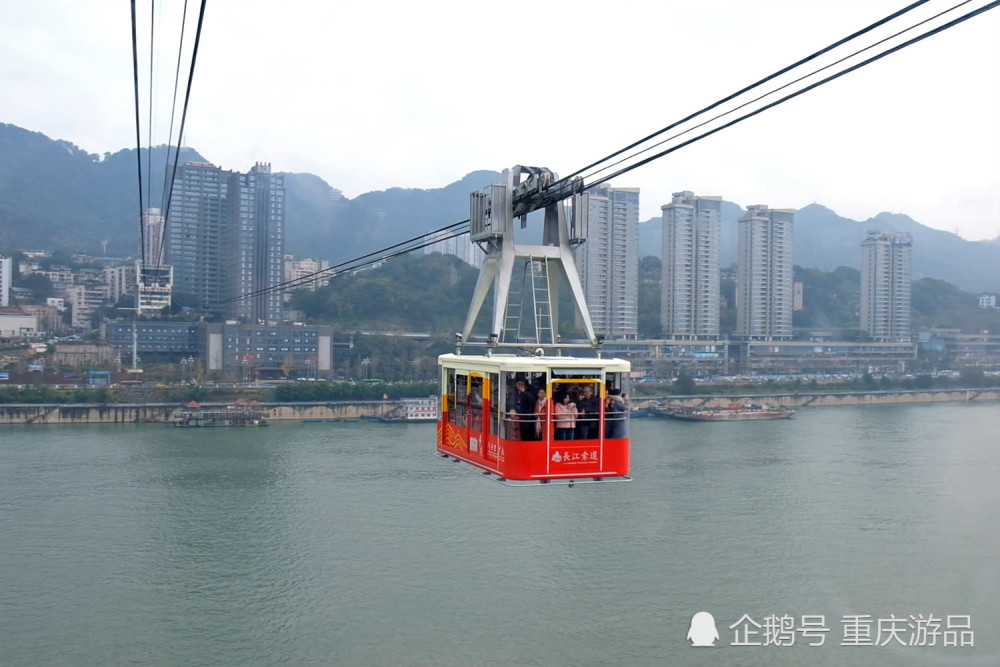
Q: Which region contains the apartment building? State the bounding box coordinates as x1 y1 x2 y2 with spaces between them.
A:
660 191 721 338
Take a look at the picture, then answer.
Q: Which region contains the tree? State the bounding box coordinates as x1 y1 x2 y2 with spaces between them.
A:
860 373 878 391
638 256 661 338
959 366 985 387
673 372 696 395
14 272 54 300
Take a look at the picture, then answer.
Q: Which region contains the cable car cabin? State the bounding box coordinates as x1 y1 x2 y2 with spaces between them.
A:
437 354 631 485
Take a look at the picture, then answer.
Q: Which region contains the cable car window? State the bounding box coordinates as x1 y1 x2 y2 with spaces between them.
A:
488 372 499 436
468 374 483 432
572 379 602 440
502 371 537 441
455 374 468 427
603 372 630 439
446 368 458 425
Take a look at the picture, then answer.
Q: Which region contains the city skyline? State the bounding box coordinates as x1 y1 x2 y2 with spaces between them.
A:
1 1 997 242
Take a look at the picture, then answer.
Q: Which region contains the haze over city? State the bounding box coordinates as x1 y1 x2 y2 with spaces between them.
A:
1 0 998 241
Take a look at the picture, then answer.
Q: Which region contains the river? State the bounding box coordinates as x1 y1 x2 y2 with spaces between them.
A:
1 402 997 666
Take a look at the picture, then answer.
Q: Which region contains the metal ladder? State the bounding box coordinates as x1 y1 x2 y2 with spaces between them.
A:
529 258 554 345
501 268 524 343
501 258 554 345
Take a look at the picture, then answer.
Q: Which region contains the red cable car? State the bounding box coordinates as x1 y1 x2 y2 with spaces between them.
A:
437 353 631 484
436 166 632 485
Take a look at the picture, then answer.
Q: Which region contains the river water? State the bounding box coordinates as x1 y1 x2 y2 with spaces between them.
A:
1 402 997 667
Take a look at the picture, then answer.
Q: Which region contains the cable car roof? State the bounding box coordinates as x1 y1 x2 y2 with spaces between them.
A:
438 353 630 373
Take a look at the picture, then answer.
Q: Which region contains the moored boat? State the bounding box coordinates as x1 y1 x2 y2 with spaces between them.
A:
659 402 794 421
175 399 269 427
379 397 440 423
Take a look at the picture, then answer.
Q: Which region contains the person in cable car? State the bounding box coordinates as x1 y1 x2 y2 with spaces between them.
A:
553 391 578 441
606 388 628 439
575 384 600 439
534 388 550 440
508 378 535 441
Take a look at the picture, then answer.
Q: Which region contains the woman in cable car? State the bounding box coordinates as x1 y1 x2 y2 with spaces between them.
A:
437 354 631 484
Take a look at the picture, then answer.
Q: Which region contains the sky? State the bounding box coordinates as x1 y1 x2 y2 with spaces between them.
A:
1 0 998 241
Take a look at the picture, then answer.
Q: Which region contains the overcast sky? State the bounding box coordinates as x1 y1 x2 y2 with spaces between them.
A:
2 0 998 241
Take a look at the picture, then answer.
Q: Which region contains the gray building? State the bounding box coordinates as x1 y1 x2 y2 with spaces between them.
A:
860 230 912 341
165 162 228 313
205 321 332 380
0 255 11 307
660 191 721 338
736 204 794 339
226 163 285 323
575 184 639 339
105 320 334 380
165 162 285 322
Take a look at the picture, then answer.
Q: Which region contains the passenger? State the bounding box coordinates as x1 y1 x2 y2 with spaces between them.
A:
534 388 550 439
509 378 536 440
469 387 483 432
553 392 578 440
575 384 601 439
504 381 521 440
605 388 628 438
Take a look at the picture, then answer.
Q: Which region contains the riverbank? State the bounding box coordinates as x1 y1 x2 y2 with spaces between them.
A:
0 388 997 425
647 387 1000 410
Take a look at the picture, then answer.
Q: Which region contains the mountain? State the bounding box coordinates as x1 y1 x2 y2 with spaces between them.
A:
0 122 498 264
1 122 996 291
638 202 999 293
283 170 500 264
0 123 207 255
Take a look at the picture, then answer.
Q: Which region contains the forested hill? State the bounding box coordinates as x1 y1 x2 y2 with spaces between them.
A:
289 253 481 332
0 124 206 255
637 202 999 293
290 253 999 337
1 122 996 292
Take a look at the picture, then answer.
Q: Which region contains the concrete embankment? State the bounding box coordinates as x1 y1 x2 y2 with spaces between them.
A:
0 401 399 425
634 388 1000 410
0 389 996 425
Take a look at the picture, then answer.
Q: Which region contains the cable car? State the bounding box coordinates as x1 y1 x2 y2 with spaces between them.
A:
436 166 632 485
438 352 630 484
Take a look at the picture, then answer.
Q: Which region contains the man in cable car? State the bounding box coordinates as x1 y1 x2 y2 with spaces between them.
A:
575 384 601 440
509 378 536 441
605 388 628 439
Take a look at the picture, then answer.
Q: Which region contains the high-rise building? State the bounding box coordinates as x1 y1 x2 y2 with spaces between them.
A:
425 234 484 269
0 255 11 307
736 204 794 339
226 163 285 323
141 208 166 266
660 191 721 338
284 255 331 290
137 208 172 316
575 185 639 339
102 264 136 304
860 230 912 341
165 162 228 312
165 162 285 322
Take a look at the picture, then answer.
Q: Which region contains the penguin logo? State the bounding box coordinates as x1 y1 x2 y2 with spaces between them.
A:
686 611 719 647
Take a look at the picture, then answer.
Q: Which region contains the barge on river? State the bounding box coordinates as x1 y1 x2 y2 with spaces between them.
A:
175 400 269 427
659 403 795 421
